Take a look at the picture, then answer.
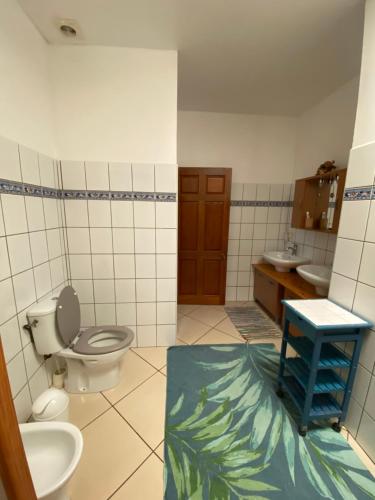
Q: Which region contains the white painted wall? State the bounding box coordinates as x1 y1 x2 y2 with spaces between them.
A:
49 45 177 163
0 0 55 156
177 111 296 183
294 78 359 179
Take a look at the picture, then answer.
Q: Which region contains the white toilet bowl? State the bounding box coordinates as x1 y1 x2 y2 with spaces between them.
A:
20 421 83 500
27 286 134 393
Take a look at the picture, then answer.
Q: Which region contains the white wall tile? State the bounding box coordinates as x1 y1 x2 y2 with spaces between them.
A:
157 302 176 324
352 364 371 406
44 199 59 229
332 238 363 280
109 163 132 191
85 162 109 190
132 164 154 192
29 231 48 267
137 325 157 347
328 273 357 310
360 330 375 373
114 254 136 279
112 228 134 254
239 240 252 256
237 287 249 300
50 257 66 288
241 207 255 223
67 227 91 254
23 342 43 379
95 304 116 325
12 270 35 312
267 207 281 223
353 282 375 325
135 229 155 254
69 255 92 279
229 224 240 240
19 146 40 185
231 183 243 200
111 201 134 227
256 184 270 200
80 304 95 327
238 256 251 271
7 234 32 274
92 254 114 279
116 303 136 326
39 155 56 188
270 184 283 200
61 161 86 190
364 376 375 421
134 201 155 228
266 224 279 240
1 195 28 235
137 303 156 325
366 201 375 243
0 136 21 181
157 279 176 301
227 256 238 271
229 207 241 223
90 228 113 254
13 385 32 423
115 279 136 303
157 325 175 346
71 280 94 303
356 412 375 461
338 201 370 241
25 197 45 231
240 224 253 239
358 243 375 287
0 317 21 363
34 262 52 298
227 240 239 255
29 366 49 402
252 240 265 255
64 200 88 227
0 237 11 280
254 207 268 223
156 203 177 228
156 229 177 254
46 229 61 260
7 351 27 397
155 164 177 192
156 254 176 278
345 397 363 436
88 200 111 227
135 255 155 278
94 280 115 303
136 279 156 302
346 143 375 188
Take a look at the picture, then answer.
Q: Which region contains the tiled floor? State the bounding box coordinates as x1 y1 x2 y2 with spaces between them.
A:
68 302 375 499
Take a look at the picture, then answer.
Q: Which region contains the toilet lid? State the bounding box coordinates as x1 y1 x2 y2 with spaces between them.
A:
56 286 81 346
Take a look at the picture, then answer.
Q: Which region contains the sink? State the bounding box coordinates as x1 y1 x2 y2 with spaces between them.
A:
263 251 311 273
297 264 332 296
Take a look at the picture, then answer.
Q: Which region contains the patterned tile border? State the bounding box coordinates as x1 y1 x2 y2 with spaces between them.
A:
0 178 176 202
344 186 374 201
231 200 292 207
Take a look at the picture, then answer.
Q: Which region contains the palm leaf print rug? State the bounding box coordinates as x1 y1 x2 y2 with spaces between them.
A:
225 304 281 341
164 344 375 499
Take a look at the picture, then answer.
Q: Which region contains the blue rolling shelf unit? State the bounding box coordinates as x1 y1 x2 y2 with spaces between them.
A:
277 299 373 437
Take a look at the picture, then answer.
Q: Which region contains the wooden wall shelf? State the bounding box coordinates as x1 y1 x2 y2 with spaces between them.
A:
291 168 347 234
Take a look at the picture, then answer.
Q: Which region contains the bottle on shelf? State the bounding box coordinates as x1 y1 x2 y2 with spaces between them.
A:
305 211 314 229
320 211 328 230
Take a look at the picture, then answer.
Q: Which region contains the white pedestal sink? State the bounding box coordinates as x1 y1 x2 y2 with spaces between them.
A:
297 264 332 296
263 251 311 272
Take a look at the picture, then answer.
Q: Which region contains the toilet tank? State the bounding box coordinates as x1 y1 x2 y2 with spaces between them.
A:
27 298 65 355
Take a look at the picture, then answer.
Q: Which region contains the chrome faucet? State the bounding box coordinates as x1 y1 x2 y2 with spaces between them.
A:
286 241 298 256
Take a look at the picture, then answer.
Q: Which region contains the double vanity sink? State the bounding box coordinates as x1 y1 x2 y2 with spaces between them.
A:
263 251 331 296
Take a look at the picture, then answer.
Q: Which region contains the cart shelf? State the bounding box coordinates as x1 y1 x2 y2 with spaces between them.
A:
288 336 350 369
285 357 346 393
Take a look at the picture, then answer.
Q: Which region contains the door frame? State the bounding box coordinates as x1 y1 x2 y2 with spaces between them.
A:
0 339 36 499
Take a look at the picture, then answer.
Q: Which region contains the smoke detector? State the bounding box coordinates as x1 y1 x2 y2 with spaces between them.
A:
56 19 81 39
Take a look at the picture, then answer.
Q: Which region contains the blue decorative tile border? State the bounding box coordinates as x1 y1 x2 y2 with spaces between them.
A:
344 186 374 201
231 200 292 207
0 178 176 202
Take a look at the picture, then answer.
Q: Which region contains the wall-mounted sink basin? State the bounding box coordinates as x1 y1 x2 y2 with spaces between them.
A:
297 265 332 296
263 251 310 273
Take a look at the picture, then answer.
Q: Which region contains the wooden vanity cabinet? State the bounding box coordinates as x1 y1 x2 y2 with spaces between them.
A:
253 268 283 322
282 289 302 337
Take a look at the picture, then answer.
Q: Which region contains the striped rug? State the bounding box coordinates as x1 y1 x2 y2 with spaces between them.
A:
225 302 281 341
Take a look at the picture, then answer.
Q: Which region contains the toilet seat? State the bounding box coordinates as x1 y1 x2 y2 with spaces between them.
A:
73 325 133 355
56 286 134 356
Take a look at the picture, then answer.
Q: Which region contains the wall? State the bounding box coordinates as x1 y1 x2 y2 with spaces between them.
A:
0 0 55 156
328 0 375 462
178 111 296 183
50 45 177 164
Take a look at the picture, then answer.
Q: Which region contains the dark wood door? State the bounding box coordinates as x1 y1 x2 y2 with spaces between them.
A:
178 167 231 305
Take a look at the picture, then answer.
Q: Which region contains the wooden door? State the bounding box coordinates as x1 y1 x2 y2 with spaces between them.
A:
178 167 231 305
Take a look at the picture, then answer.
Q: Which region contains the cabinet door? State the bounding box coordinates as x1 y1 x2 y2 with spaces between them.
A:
283 289 302 336
254 269 282 322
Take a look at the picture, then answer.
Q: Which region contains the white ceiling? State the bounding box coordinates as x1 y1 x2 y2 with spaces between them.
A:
18 0 365 116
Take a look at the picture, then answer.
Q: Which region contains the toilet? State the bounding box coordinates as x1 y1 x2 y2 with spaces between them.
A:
27 286 134 393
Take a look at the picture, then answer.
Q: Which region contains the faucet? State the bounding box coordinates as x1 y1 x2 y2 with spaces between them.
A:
286 241 298 256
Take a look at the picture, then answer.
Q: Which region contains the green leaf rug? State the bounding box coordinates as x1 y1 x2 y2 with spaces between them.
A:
164 344 375 499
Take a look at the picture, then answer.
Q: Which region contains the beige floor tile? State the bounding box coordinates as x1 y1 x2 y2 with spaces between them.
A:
116 372 166 449
176 338 187 345
348 434 375 476
110 454 164 500
194 328 243 345
188 305 227 327
177 304 199 315
177 315 211 344
103 350 156 404
132 346 167 370
69 409 150 500
69 392 111 429
155 442 164 461
215 317 243 340
160 366 167 376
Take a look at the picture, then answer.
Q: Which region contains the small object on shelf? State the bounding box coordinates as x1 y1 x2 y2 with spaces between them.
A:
320 211 328 230
305 211 314 229
277 299 372 436
316 160 336 176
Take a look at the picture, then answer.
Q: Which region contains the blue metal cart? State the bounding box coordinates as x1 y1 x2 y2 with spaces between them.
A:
277 299 372 437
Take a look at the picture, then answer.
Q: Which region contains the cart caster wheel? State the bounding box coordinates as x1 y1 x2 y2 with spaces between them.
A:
332 422 342 433
298 426 307 437
276 388 284 398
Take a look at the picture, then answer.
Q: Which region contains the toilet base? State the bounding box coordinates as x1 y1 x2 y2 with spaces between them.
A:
60 350 126 393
